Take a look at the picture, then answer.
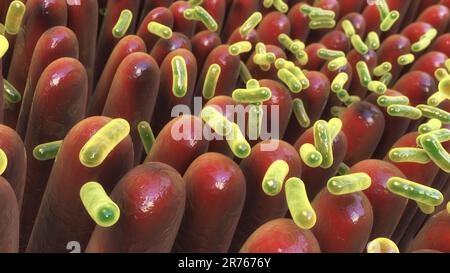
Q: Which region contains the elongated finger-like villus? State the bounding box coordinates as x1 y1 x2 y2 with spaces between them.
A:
300 143 323 168
277 68 302 93
419 119 442 134
389 147 430 164
314 120 333 168
147 21 173 39
420 134 450 173
0 148 7 176
33 140 63 161
387 105 422 119
112 9 133 38
331 72 349 92
171 56 188 98
387 176 443 206
137 121 155 155
351 34 369 55
397 53 415 66
380 10 400 32
328 56 347 71
417 202 435 214
367 238 399 253
327 173 372 195
285 177 316 230
79 119 130 168
368 81 387 94
317 48 345 60
80 182 120 227
248 104 263 140
239 12 262 36
366 31 380 50
356 61 372 87
373 62 392 77
417 104 450 123
377 95 409 107
341 20 355 37
232 87 272 103
293 98 310 128
201 106 233 136
0 35 9 58
262 160 289 196
202 64 221 99
5 0 26 35
229 41 252 56
3 79 21 103
226 123 251 159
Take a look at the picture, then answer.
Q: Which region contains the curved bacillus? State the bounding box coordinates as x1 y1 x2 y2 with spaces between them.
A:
356 61 372 87
366 32 380 50
232 87 272 103
80 182 120 227
79 119 130 168
248 104 263 140
226 123 251 159
137 121 155 155
373 62 392 77
328 56 347 71
147 22 173 39
262 160 289 196
417 104 450 123
367 81 387 94
112 9 133 38
285 177 316 230
387 177 443 206
3 79 22 103
239 12 262 36
228 41 252 56
327 173 372 195
5 0 26 35
418 119 442 134
314 120 333 168
387 105 422 120
201 106 233 136
388 148 431 164
277 68 302 93
202 64 221 99
331 72 349 93
0 35 9 59
397 54 415 66
0 148 7 176
171 56 188 98
292 98 310 128
377 95 409 107
380 10 400 32
33 140 63 161
300 143 323 168
351 34 369 55
420 134 450 173
367 238 399 253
